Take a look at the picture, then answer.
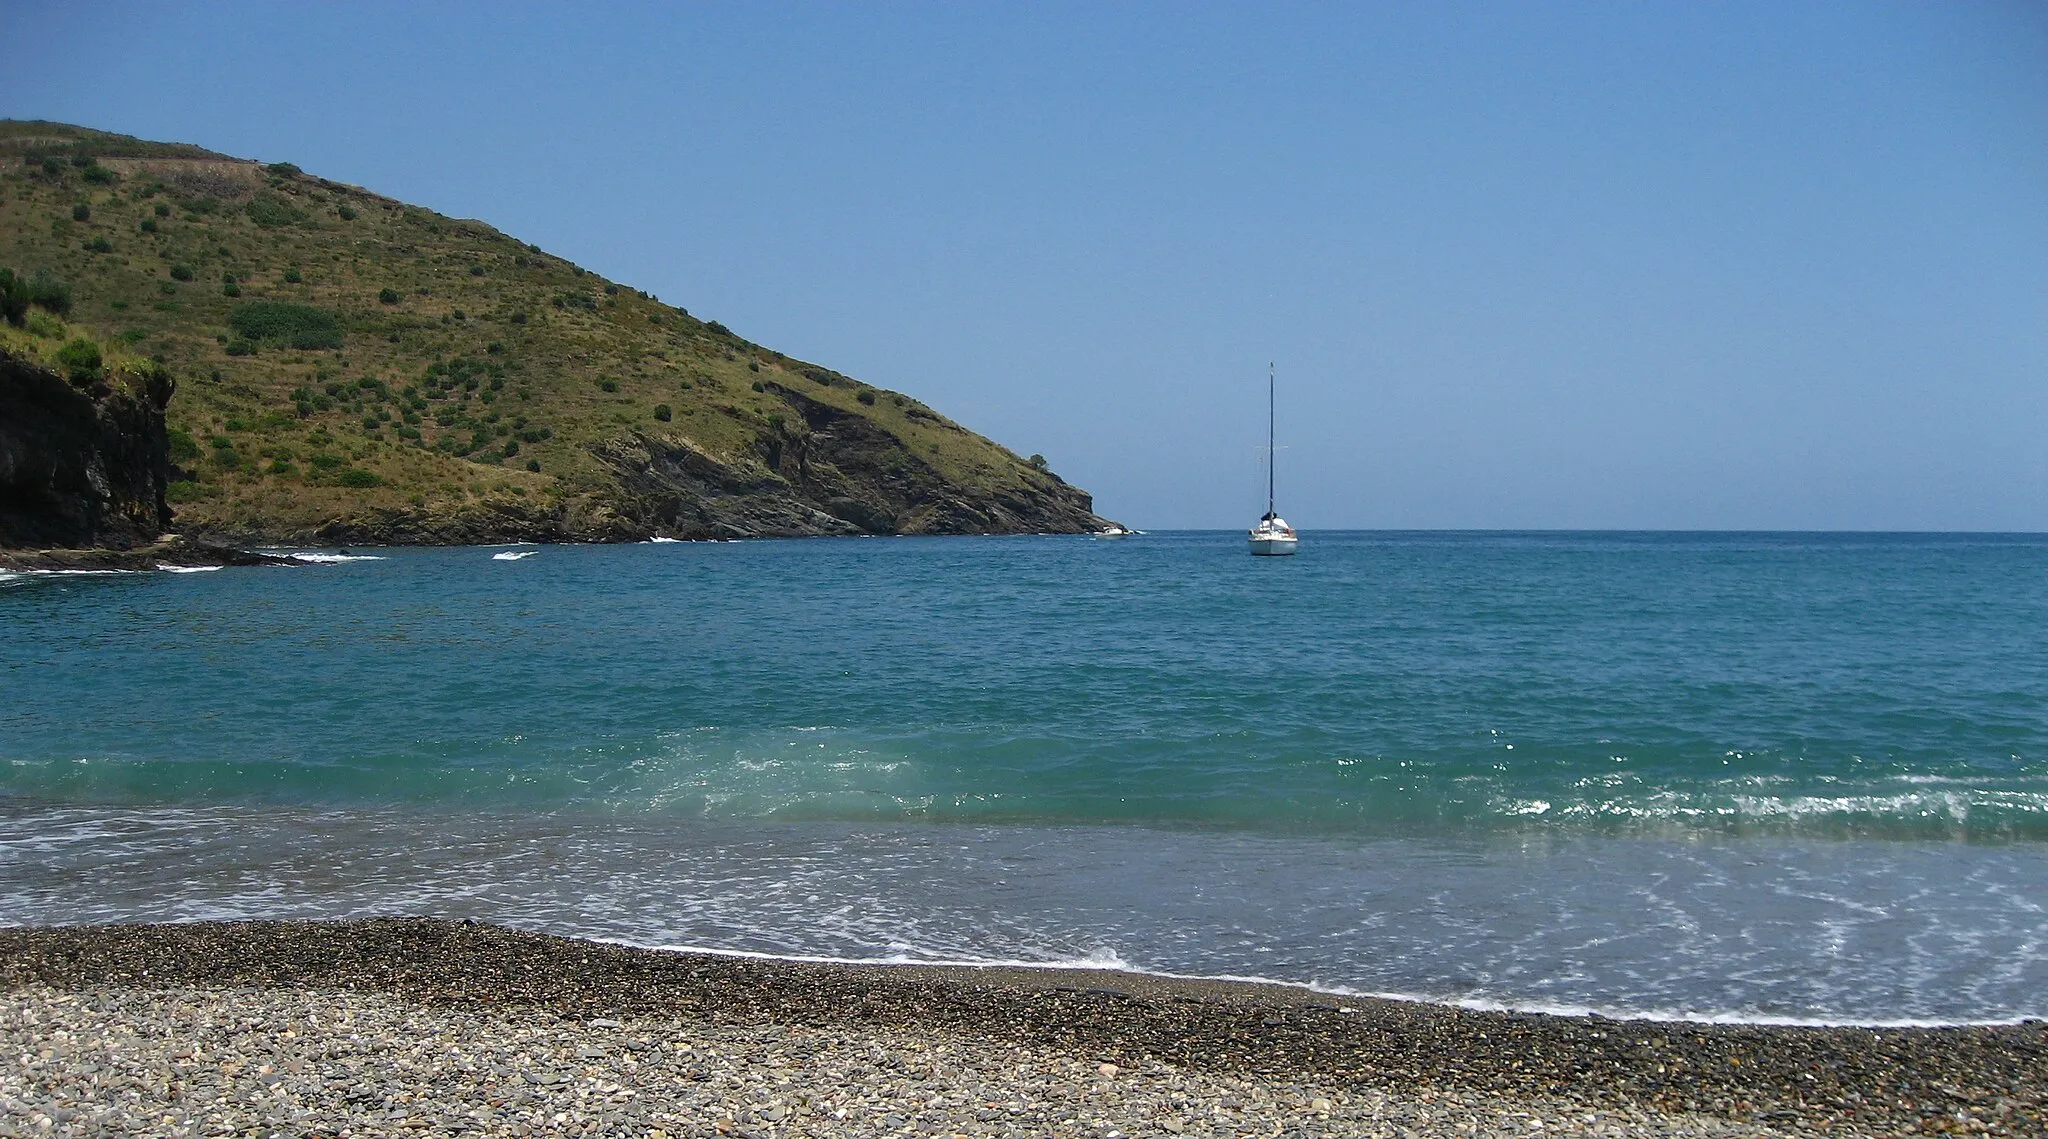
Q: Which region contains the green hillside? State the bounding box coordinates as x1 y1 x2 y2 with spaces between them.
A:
0 121 1106 544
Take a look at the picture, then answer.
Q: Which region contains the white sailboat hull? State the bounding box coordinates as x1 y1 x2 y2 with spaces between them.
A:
1249 534 1298 556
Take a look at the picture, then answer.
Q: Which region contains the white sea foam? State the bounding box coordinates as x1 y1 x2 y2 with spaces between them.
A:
584 936 2024 1028
158 564 223 573
647 536 683 544
492 550 536 561
284 552 387 564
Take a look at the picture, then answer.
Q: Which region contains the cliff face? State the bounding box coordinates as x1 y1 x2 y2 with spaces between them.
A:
0 347 173 550
582 382 1102 540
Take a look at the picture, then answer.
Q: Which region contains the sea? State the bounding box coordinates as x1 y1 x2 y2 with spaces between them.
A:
2 531 2044 1026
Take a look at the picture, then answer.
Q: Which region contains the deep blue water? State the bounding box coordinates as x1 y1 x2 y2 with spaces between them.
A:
2 532 2044 1022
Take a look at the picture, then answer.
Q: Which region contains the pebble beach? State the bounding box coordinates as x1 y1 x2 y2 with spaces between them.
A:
1 920 2040 1138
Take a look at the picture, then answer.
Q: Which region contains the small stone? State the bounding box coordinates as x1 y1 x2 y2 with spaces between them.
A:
1098 1063 1120 1078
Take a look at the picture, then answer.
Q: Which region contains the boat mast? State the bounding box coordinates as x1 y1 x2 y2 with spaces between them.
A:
1267 361 1276 517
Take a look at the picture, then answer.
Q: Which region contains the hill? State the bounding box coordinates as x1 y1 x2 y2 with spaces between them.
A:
0 121 1110 544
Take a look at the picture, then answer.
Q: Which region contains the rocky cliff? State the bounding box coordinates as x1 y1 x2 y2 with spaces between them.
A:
0 346 173 549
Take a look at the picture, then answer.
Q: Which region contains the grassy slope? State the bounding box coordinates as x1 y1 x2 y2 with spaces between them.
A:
0 121 1089 539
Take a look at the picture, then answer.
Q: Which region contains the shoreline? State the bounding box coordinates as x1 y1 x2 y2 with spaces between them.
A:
2 918 2040 1136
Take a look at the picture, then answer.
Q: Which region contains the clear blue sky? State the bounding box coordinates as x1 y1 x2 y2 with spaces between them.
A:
9 2 2045 529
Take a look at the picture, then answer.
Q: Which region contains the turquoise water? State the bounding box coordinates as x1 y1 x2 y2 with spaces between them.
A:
2 532 2045 1022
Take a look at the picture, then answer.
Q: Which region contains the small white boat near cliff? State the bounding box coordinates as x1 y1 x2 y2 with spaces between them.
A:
1248 363 1298 557
1095 523 1140 539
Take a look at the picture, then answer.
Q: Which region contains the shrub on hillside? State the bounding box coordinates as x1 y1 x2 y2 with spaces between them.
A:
857 390 876 405
153 202 171 218
167 427 202 464
653 404 671 422
71 203 90 222
170 264 194 282
0 269 74 324
283 267 303 283
85 237 112 254
336 205 357 221
222 282 241 297
266 162 302 178
378 288 400 305
54 338 103 385
82 164 114 185
230 301 343 349
336 468 381 488
140 219 157 234
245 195 306 228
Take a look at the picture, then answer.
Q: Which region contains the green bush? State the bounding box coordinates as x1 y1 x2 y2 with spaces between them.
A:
229 301 343 349
0 270 26 326
378 287 400 305
283 267 302 283
857 389 876 405
526 459 541 472
224 339 257 356
706 321 730 336
653 404 672 422
85 237 112 254
266 162 302 178
598 378 618 393
336 468 381 488
245 195 306 227
750 380 765 393
167 427 202 463
82 164 114 185
308 453 344 471
23 271 71 317
139 219 157 234
153 202 170 218
54 339 102 384
170 264 194 282
336 205 357 221
0 267 66 325
71 203 90 222
469 265 486 277
222 282 241 297
40 157 61 177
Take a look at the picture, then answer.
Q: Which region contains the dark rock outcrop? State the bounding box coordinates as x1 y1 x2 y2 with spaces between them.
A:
580 382 1108 540
0 347 173 549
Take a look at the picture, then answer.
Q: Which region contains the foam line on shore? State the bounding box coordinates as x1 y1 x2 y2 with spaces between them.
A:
613 937 2034 1029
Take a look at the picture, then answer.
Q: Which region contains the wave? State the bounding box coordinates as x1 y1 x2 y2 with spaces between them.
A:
282 552 387 564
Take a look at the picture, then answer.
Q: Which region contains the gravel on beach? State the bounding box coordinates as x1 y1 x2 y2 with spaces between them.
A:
0 919 2040 1138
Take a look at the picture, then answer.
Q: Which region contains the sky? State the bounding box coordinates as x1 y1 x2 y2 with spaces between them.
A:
7 2 2046 529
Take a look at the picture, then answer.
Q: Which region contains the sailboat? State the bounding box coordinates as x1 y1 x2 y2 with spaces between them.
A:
1248 362 1299 556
